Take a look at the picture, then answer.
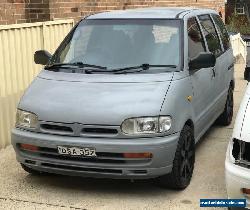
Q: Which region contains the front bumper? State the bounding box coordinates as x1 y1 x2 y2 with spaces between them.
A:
226 150 250 209
12 128 179 179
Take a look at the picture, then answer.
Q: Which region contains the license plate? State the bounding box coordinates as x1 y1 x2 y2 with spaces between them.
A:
57 146 96 157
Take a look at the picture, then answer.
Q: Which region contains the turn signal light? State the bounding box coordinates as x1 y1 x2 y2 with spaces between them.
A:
20 144 39 151
123 152 152 158
242 188 250 195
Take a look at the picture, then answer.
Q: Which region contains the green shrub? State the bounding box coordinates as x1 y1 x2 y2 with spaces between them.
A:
226 13 250 35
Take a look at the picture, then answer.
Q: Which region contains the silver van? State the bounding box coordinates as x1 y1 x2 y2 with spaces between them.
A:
12 7 234 189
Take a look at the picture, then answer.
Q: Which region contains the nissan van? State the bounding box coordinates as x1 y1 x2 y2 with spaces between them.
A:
12 7 234 189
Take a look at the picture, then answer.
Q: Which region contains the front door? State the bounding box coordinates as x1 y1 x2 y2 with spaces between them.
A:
187 17 216 139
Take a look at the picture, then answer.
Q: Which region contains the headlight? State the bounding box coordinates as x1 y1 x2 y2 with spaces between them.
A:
16 110 38 129
121 116 171 135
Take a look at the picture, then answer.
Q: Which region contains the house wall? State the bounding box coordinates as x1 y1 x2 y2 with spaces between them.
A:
49 0 226 23
1 0 225 25
225 0 235 23
226 0 250 23
0 0 50 25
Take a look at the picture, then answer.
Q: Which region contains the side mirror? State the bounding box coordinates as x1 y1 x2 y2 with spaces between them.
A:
244 62 250 81
189 52 216 71
34 50 52 65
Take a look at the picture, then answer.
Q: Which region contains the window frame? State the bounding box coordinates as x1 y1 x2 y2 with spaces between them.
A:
49 18 185 72
235 1 245 15
210 14 231 53
187 16 207 61
197 14 223 58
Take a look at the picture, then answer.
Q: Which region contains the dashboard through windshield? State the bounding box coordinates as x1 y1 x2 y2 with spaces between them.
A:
49 19 182 73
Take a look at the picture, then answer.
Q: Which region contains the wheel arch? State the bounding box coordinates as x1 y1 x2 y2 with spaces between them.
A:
184 119 194 137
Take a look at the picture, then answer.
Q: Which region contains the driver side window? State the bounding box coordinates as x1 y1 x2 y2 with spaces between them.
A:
187 17 206 61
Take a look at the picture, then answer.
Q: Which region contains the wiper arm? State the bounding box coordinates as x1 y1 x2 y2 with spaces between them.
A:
85 64 176 74
112 64 177 73
45 62 107 71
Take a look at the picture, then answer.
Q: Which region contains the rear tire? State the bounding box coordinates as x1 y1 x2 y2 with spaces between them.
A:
21 163 46 175
217 86 234 126
156 125 195 189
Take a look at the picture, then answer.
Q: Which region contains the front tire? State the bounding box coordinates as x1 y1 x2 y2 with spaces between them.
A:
217 86 234 126
156 125 195 189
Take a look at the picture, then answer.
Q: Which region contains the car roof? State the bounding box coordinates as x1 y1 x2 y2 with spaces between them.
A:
86 7 217 19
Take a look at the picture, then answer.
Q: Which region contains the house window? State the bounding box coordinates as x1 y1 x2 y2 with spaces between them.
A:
235 1 245 15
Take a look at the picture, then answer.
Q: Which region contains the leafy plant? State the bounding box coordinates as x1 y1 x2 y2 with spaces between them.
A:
226 13 250 35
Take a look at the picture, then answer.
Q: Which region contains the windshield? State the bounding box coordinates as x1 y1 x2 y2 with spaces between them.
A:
50 19 182 72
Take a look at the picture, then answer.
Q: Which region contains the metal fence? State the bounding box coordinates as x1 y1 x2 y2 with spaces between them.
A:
0 19 74 149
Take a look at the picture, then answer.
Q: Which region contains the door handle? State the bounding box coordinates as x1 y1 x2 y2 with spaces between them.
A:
228 63 234 70
211 68 216 77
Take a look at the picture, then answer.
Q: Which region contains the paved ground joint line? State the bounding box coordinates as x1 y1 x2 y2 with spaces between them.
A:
0 196 87 210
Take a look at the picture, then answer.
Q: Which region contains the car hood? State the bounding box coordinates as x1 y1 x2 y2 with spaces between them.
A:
19 70 174 125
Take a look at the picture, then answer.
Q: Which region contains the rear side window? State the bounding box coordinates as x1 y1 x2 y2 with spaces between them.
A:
212 14 230 51
198 14 222 57
187 17 206 60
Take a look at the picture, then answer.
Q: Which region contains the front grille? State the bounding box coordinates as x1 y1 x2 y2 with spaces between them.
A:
40 153 127 164
233 138 250 168
18 145 151 165
82 127 118 135
40 124 73 134
38 122 119 137
41 163 123 174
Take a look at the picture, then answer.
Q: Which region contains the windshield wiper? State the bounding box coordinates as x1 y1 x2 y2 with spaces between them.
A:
45 62 107 71
85 64 177 74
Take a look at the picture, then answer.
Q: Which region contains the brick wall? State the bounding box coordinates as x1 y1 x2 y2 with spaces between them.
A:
0 0 225 25
49 0 225 23
0 0 49 25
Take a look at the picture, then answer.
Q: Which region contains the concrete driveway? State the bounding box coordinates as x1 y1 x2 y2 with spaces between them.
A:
0 64 247 210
